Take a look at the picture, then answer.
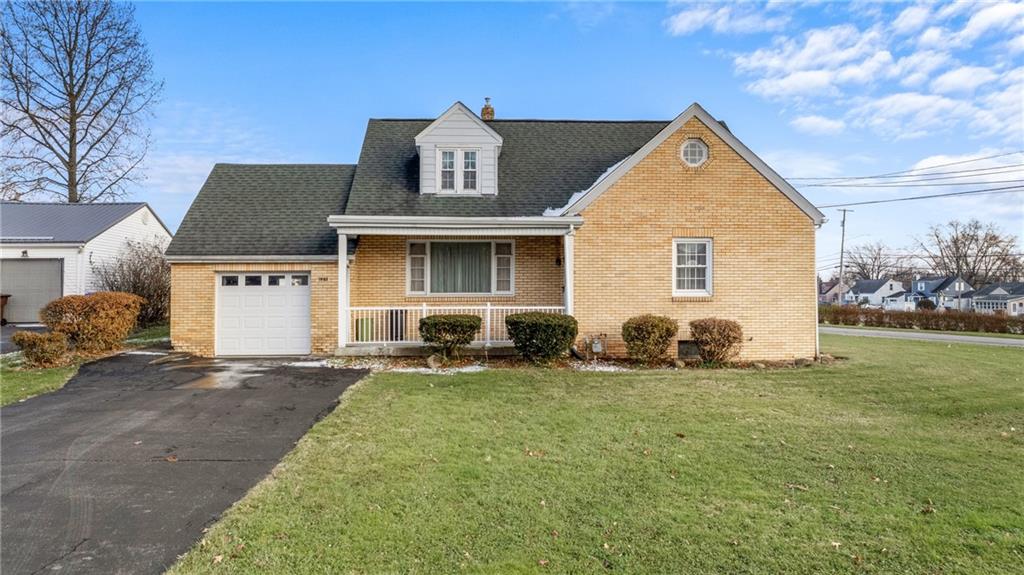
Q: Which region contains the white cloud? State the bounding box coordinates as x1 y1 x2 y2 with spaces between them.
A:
761 149 843 179
747 70 837 99
665 2 789 36
956 2 1024 45
893 50 951 87
892 5 930 35
791 115 846 135
930 65 999 94
850 92 976 140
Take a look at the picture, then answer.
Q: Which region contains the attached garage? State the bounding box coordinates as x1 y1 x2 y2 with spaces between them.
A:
215 272 312 356
0 259 63 323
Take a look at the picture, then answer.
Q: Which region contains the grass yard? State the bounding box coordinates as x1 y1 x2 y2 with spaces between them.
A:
0 323 169 406
172 334 1024 574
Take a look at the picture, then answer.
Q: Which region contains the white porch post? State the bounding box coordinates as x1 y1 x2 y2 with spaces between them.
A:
338 233 349 348
563 229 575 316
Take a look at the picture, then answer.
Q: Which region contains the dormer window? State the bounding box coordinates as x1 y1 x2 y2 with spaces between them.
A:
437 148 479 194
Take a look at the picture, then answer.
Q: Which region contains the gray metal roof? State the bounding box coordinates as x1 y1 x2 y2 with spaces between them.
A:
0 202 150 244
165 164 356 257
344 119 668 217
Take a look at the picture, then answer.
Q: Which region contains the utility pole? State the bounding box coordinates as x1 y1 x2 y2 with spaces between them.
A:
837 209 853 305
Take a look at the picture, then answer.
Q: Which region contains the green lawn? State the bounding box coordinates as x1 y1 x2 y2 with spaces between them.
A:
821 323 1024 340
171 335 1024 574
0 324 169 406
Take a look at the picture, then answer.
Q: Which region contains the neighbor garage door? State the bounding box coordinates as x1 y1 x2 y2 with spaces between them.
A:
0 259 63 323
216 272 311 356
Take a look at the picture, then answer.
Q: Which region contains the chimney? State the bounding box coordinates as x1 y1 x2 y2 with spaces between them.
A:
481 97 494 121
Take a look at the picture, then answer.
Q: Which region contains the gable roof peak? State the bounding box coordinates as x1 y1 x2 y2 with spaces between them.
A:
414 101 503 145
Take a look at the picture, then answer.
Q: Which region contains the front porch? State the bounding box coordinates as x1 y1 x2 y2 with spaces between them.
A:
329 215 582 355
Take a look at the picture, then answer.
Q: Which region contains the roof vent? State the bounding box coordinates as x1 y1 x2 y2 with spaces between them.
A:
481 97 494 121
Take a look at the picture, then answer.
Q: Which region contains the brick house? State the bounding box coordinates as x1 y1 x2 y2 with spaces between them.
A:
166 101 825 360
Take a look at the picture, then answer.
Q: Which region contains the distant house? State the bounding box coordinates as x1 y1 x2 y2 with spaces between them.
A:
0 202 172 323
971 282 1024 316
843 278 904 306
904 276 973 311
818 279 840 304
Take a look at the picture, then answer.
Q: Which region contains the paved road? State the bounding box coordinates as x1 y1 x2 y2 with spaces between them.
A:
1 348 366 574
820 326 1024 348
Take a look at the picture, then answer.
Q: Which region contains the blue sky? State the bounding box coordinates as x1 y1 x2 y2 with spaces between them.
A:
130 1 1023 273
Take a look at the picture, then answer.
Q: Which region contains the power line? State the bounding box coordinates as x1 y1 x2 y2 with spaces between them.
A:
806 178 1024 188
789 151 1024 181
815 185 1024 208
794 163 1024 183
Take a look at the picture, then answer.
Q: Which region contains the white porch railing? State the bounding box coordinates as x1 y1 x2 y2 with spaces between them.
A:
347 304 565 346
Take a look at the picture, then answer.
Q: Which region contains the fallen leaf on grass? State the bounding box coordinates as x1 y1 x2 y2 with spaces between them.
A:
921 498 936 514
674 432 686 439
538 559 549 566
525 449 545 458
212 555 223 564
550 530 559 538
642 448 652 456
831 541 842 549
786 483 809 491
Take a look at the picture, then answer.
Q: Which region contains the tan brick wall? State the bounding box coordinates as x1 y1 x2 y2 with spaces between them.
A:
350 236 563 306
573 117 817 360
170 262 338 357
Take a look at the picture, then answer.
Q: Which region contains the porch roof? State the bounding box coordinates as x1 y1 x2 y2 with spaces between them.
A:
327 215 583 236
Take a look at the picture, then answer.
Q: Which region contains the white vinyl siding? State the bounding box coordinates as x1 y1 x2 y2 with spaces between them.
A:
407 240 514 296
673 239 712 297
84 206 171 291
416 105 500 195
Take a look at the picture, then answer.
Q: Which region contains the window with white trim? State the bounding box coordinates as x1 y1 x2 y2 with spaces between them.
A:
437 148 480 193
673 239 712 296
681 139 709 167
408 240 514 295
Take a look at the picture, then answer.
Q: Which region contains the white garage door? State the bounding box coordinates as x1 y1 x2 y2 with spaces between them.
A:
216 272 311 356
0 259 63 323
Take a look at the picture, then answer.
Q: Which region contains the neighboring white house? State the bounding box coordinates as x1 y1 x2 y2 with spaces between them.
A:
844 278 905 307
971 282 1024 316
0 202 172 323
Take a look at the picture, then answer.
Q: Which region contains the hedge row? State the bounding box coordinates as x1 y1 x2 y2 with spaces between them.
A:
819 306 1024 334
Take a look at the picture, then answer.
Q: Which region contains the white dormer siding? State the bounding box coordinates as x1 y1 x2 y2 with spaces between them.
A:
415 102 502 196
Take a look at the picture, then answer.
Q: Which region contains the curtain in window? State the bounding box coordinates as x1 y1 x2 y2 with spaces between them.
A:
431 242 491 293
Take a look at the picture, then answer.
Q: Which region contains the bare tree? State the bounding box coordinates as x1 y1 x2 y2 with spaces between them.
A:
843 241 914 282
917 219 1024 286
1 0 162 202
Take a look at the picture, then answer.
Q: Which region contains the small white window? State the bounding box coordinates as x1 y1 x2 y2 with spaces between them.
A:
408 242 427 293
673 239 712 296
495 242 513 293
463 150 477 191
440 150 456 191
681 139 708 167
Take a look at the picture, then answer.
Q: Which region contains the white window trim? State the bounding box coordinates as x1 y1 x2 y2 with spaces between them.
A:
672 238 713 297
406 239 515 296
436 147 481 194
681 138 709 168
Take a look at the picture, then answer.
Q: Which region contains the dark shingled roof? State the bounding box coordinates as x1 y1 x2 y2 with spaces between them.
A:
850 278 897 294
166 164 356 256
343 119 669 217
1 202 152 244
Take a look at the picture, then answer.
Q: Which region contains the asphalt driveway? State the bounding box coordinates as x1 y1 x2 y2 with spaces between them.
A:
820 326 1024 347
1 349 366 574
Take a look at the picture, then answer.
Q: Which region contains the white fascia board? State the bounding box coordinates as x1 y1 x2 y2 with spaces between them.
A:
0 242 85 249
165 255 338 262
327 215 582 236
558 102 826 225
414 101 503 146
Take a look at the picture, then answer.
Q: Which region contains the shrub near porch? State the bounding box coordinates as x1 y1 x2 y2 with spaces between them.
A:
171 335 1024 574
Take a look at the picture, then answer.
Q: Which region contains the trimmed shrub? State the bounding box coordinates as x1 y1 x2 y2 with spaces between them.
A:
419 314 481 360
622 314 679 365
916 299 937 311
40 292 145 354
505 312 578 362
11 331 68 368
688 318 743 364
818 305 1023 334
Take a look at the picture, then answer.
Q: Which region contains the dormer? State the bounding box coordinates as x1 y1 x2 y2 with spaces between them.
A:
415 101 503 196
